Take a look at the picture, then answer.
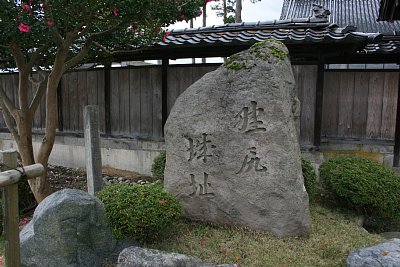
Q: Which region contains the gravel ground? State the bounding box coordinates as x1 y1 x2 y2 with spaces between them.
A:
48 165 157 191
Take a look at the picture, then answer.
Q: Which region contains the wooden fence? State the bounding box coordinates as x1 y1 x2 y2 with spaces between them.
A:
0 64 398 145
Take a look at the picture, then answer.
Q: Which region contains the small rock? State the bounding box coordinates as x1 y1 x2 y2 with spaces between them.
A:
20 189 118 267
118 177 125 182
347 238 400 267
117 246 236 267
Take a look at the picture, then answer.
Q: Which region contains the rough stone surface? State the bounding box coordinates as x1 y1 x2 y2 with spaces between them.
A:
347 238 400 267
20 189 118 267
117 246 235 267
164 40 310 237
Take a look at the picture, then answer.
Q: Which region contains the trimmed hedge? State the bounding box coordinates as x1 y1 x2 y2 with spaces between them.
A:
151 151 166 180
301 157 316 197
319 157 400 222
96 183 182 243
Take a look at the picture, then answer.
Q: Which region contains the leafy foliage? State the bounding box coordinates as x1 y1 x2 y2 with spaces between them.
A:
301 157 316 197
96 183 182 243
151 151 166 180
319 157 400 224
0 0 206 202
0 0 205 67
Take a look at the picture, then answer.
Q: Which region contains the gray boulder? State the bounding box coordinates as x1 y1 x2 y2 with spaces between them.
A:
164 40 309 237
20 189 118 267
347 238 400 267
117 246 235 267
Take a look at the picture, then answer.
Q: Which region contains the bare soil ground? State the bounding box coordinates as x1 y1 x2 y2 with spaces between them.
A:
48 165 153 191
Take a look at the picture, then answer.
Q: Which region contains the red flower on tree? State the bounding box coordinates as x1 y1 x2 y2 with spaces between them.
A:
18 23 30 33
21 4 32 13
113 6 118 16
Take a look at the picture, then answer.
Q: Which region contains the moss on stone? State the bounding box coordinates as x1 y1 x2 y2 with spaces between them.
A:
268 46 286 60
250 41 265 49
249 40 287 61
225 61 244 70
224 55 250 70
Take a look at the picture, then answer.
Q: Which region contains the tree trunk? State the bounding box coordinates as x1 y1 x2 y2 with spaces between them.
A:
235 0 242 23
32 73 62 202
223 0 227 23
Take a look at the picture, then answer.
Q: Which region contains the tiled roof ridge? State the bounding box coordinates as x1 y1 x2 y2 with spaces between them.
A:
169 17 335 35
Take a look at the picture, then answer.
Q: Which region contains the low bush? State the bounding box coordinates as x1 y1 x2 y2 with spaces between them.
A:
151 151 166 180
96 183 182 243
301 157 316 197
319 157 400 226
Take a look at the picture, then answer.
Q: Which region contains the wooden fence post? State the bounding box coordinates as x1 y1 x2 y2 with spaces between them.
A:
84 105 103 195
1 149 20 267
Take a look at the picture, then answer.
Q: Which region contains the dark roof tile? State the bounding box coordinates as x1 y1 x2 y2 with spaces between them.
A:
280 0 400 34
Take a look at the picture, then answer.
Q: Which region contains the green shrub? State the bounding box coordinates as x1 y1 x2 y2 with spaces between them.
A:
319 157 400 223
96 183 182 243
301 157 316 197
151 151 166 180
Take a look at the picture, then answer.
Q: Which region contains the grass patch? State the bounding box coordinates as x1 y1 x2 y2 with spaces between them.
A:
149 203 383 266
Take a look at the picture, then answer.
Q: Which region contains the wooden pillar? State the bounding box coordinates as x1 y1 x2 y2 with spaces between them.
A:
1 150 20 267
84 105 103 195
393 73 400 167
57 81 63 132
104 63 112 136
313 57 325 147
162 58 169 136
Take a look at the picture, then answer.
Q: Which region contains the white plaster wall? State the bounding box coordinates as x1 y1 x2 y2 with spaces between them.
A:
0 133 164 175
0 132 395 175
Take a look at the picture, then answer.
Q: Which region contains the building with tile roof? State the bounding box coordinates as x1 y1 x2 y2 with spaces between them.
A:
116 0 399 64
281 0 400 33
2 1 400 173
378 0 400 21
111 0 400 167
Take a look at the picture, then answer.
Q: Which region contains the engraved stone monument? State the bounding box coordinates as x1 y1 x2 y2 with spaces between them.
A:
164 40 310 237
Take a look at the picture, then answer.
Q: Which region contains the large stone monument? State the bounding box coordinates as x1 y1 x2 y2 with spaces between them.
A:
164 40 310 237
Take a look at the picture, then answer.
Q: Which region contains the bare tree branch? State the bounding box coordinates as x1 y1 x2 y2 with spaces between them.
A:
27 45 50 70
0 89 19 142
0 87 18 119
0 44 11 49
10 41 27 70
88 22 124 39
92 41 113 54
34 66 50 79
63 39 94 71
29 74 40 86
29 74 48 113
